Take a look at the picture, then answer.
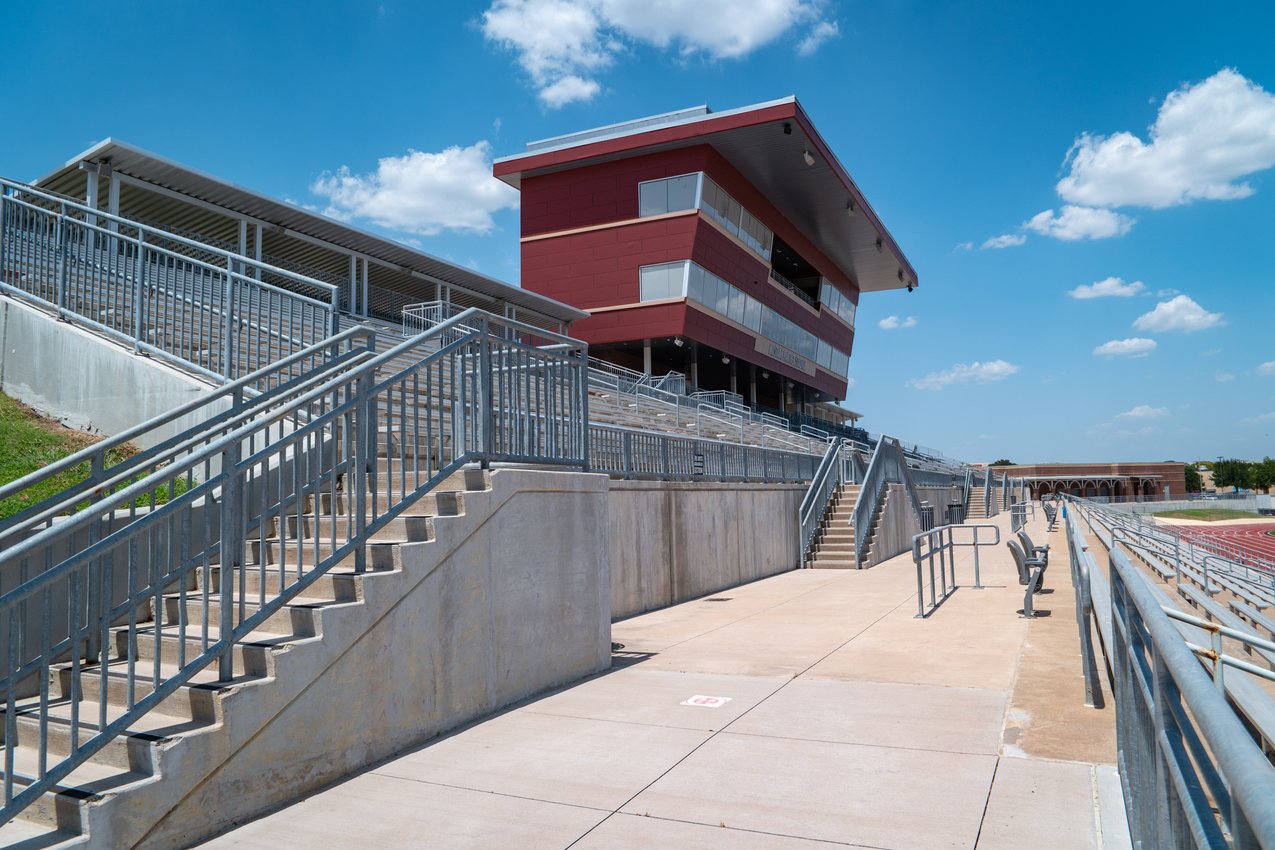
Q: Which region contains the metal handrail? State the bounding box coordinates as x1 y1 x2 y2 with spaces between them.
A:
911 523 1001 617
1107 542 1275 847
0 327 375 540
799 438 846 564
0 306 589 826
851 436 918 566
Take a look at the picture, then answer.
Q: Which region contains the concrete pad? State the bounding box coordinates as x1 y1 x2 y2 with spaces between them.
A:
730 679 1007 755
624 731 997 849
524 668 788 730
976 757 1102 850
198 772 604 849
372 710 711 810
575 812 841 849
807 606 1027 691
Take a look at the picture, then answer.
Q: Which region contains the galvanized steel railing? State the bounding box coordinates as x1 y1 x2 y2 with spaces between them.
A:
1105 537 1275 848
587 424 817 482
799 438 846 564
0 177 340 383
911 523 1001 617
852 436 923 566
0 308 588 827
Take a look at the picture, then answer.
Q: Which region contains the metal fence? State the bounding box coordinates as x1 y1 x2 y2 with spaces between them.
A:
587 424 818 482
0 308 589 826
0 178 340 383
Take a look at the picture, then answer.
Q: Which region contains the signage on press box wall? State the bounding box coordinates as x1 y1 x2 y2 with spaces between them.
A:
754 339 817 376
692 453 705 475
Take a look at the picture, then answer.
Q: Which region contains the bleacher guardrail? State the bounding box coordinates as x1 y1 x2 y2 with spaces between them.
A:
0 177 340 383
587 424 818 483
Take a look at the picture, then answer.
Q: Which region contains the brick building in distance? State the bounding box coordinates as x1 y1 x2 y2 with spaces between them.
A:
990 462 1188 501
494 97 916 424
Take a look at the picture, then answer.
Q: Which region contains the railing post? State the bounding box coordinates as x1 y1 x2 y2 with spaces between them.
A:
55 205 69 319
132 232 147 355
352 371 372 573
0 189 7 287
479 317 495 463
221 265 237 380
623 430 633 479
218 437 243 681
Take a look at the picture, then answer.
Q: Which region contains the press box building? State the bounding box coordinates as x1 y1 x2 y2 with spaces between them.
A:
494 97 917 424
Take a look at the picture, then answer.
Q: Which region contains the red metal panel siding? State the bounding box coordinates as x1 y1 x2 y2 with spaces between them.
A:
520 148 711 237
572 303 688 346
521 214 699 310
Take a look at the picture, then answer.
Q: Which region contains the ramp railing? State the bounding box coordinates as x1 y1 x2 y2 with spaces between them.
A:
0 308 588 827
911 524 1001 617
0 178 340 383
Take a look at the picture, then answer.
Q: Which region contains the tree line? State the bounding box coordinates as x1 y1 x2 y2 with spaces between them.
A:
1188 458 1275 493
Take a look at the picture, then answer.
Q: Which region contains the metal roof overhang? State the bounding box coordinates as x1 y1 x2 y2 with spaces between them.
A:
495 97 917 294
33 139 587 324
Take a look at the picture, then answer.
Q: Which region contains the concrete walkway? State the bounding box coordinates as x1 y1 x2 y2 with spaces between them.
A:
201 512 1129 849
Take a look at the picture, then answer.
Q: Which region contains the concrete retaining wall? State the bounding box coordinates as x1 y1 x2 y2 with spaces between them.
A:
0 297 225 449
608 479 804 620
102 468 611 848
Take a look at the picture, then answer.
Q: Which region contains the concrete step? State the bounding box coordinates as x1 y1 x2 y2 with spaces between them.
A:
165 593 325 639
1 742 151 835
55 659 233 722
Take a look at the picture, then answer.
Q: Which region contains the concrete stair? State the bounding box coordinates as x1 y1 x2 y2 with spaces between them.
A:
807 484 861 569
0 447 492 848
966 486 989 520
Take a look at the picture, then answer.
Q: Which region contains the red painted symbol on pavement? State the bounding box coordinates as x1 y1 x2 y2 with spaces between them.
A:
681 695 732 708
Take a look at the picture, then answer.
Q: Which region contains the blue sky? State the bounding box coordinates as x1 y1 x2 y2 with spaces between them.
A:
3 1 1274 464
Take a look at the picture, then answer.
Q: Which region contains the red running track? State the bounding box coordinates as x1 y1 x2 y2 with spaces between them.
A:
1171 521 1275 569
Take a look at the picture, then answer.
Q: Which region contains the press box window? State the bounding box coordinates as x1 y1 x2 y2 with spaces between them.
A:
638 173 700 217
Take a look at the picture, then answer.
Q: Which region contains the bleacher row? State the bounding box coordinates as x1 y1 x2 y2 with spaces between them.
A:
1080 502 1275 686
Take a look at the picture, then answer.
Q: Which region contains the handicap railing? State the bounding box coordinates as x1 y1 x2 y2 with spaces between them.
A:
0 307 589 827
0 177 340 383
911 524 1001 617
1010 501 1035 533
587 424 817 482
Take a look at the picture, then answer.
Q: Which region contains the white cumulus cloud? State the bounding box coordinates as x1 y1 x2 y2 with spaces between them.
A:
878 315 917 330
311 142 519 236
1132 295 1224 333
1116 404 1168 420
1258 360 1275 376
1068 276 1145 299
1093 338 1157 358
1024 205 1135 241
796 20 839 56
1057 69 1275 209
907 360 1019 391
482 0 837 107
981 233 1026 249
